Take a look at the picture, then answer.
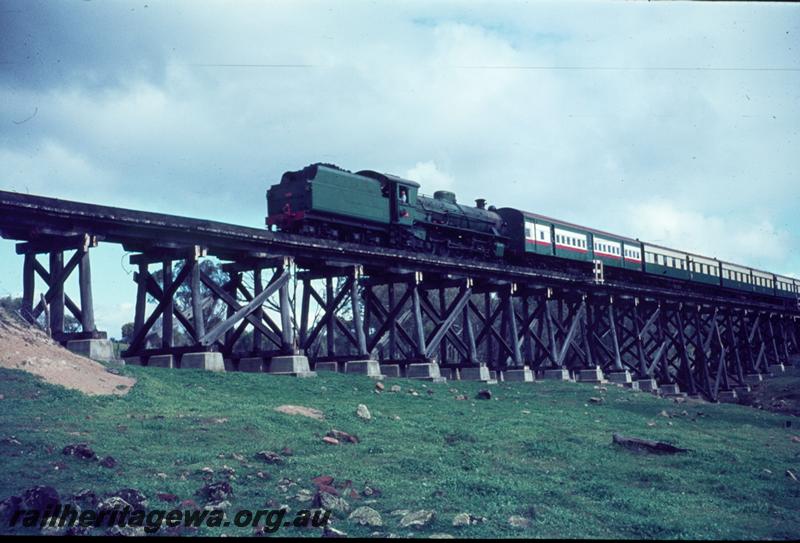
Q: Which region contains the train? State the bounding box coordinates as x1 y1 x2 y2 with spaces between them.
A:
266 163 800 302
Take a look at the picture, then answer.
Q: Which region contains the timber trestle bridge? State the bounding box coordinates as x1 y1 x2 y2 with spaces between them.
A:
1 189 797 402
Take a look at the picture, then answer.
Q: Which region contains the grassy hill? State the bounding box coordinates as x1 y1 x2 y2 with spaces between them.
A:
1 364 799 538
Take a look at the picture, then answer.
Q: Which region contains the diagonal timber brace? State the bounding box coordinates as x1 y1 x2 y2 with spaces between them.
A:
200 266 290 347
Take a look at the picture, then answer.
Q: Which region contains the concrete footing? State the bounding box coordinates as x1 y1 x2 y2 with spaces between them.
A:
744 373 763 385
503 366 534 382
768 364 785 376
637 378 659 392
343 359 382 378
66 339 115 362
407 362 443 381
459 365 492 382
577 366 604 383
440 368 458 380
148 355 174 368
717 390 738 403
733 385 751 395
269 355 316 377
659 383 681 395
622 381 640 391
541 368 571 381
238 357 265 373
380 364 402 377
314 362 340 373
181 352 225 372
607 370 632 384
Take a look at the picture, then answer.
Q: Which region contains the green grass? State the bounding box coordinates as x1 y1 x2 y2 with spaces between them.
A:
1 365 799 538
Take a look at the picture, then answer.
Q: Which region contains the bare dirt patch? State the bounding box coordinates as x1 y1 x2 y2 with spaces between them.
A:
738 371 800 417
0 309 135 396
274 404 324 420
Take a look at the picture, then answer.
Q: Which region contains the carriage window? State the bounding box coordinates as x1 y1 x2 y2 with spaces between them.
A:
398 186 408 203
540 231 545 240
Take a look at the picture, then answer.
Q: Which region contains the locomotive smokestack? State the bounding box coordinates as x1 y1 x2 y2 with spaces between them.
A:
475 198 486 210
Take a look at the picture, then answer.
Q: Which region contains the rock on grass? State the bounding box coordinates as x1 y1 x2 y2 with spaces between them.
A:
399 509 435 528
356 404 371 420
348 506 383 526
62 443 97 461
508 515 530 528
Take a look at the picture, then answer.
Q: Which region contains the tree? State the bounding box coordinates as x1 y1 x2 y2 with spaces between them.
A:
121 322 135 343
147 259 229 346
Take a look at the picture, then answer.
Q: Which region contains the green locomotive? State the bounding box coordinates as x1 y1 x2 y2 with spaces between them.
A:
267 163 506 258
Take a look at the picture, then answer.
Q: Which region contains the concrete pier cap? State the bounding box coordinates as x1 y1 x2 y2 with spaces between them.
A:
66 338 115 362
314 361 340 373
269 354 316 377
181 352 225 372
577 366 604 383
407 362 446 382
459 365 492 382
503 365 534 382
541 367 571 381
147 355 174 368
379 364 402 377
238 357 265 373
343 359 383 378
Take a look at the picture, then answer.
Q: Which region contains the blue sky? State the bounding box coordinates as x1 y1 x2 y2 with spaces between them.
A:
1 0 799 337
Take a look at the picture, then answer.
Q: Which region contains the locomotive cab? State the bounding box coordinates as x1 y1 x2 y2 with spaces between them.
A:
358 170 419 226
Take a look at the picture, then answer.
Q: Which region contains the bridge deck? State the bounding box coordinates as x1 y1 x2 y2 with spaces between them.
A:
0 189 792 312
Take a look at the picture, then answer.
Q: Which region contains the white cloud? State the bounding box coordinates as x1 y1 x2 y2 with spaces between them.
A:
622 198 792 269
405 161 455 190
95 302 135 340
0 140 120 199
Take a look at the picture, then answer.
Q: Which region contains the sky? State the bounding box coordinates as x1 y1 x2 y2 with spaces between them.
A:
0 0 798 338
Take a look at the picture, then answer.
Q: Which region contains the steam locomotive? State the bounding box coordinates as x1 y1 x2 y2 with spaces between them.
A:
266 163 800 302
